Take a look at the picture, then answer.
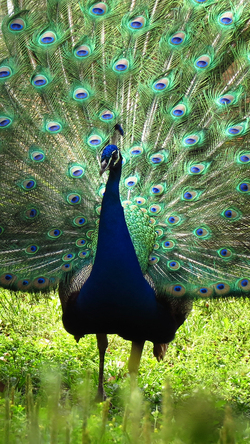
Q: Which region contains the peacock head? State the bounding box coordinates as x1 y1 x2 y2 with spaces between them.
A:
100 144 121 175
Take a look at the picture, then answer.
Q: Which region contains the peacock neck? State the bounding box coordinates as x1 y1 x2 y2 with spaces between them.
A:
92 162 142 277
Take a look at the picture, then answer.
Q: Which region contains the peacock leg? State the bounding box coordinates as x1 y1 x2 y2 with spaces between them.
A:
96 333 108 401
128 341 145 390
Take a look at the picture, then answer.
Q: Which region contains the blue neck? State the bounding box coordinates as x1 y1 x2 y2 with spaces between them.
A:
63 162 177 344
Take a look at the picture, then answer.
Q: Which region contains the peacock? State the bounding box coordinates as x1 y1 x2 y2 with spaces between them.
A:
0 0 250 399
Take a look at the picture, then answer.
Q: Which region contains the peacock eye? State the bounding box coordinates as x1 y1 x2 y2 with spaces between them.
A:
0 226 4 235
166 215 181 226
189 163 206 174
74 45 91 58
152 77 169 92
214 282 230 295
39 31 56 45
167 260 180 270
218 248 232 259
238 278 250 291
162 240 175 249
8 18 25 31
183 190 198 201
88 135 102 146
149 204 161 215
148 255 159 264
135 197 146 205
73 216 87 227
183 134 199 146
33 277 49 288
169 32 186 45
0 116 12 128
238 153 250 163
76 238 87 247
171 104 186 117
218 94 234 105
222 208 240 220
197 287 213 297
30 150 45 161
31 75 48 87
166 284 186 297
237 182 249 193
0 66 12 78
125 176 138 188
0 273 16 286
73 88 89 101
150 185 164 195
62 253 75 262
226 125 243 136
25 245 39 254
46 121 62 133
67 193 81 205
195 55 210 69
79 250 90 258
90 2 107 16
113 58 129 72
25 208 39 219
48 228 62 238
17 279 31 289
69 166 84 178
100 110 114 121
22 179 36 190
130 146 143 156
61 263 72 271
129 16 146 30
150 154 164 165
219 12 234 26
194 227 210 238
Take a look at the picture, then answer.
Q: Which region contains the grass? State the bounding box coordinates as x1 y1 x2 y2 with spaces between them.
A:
0 290 250 443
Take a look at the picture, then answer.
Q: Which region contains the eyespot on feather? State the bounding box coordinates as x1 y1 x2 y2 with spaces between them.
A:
17 279 31 290
0 66 12 79
171 104 186 118
237 278 250 291
162 240 175 250
196 287 213 297
73 216 87 226
148 255 159 264
33 277 49 289
76 238 87 247
195 55 211 69
169 32 186 46
25 208 39 219
39 31 56 45
113 58 129 72
218 248 233 259
0 274 16 286
219 12 234 26
152 77 169 92
74 45 91 58
129 16 146 30
46 121 62 133
167 260 180 270
67 193 81 205
8 18 25 32
48 228 62 239
25 245 39 254
214 282 230 295
21 179 36 191
0 116 12 128
166 284 186 297
89 3 107 16
73 88 89 101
